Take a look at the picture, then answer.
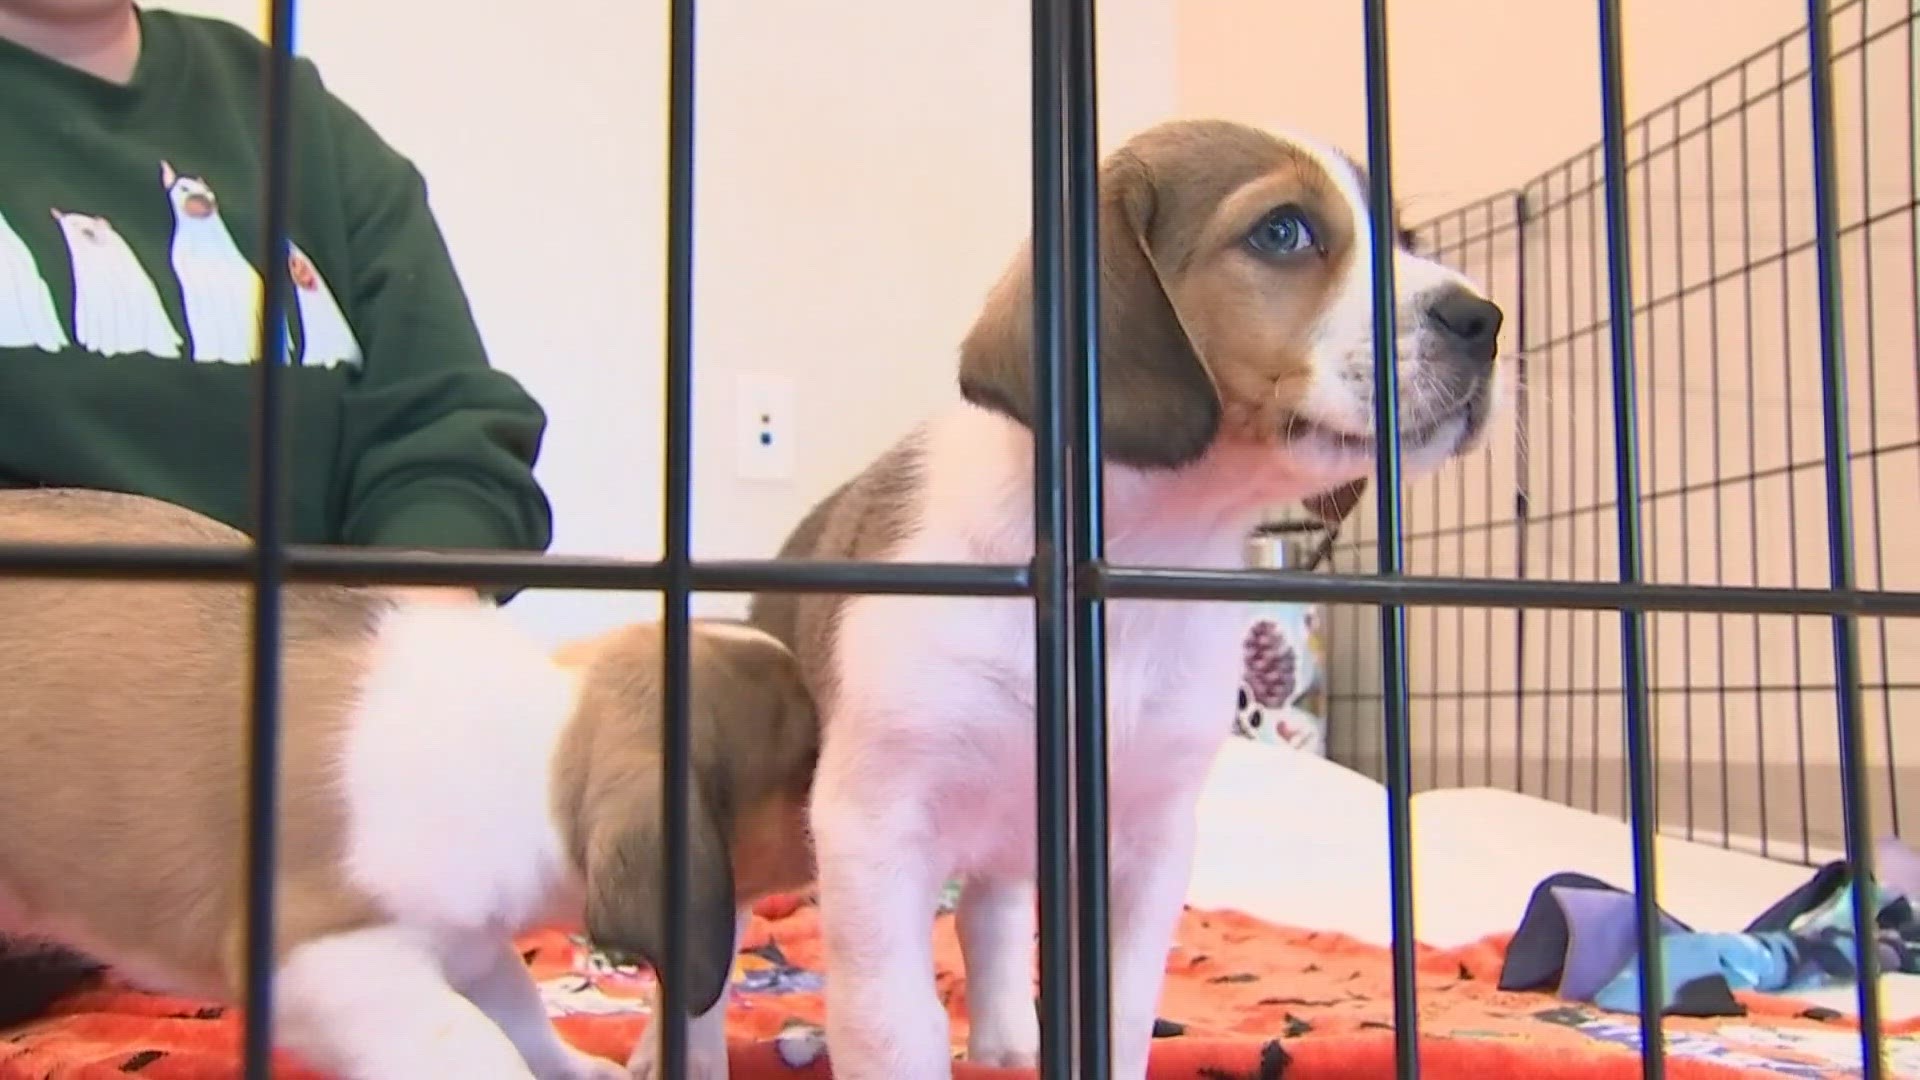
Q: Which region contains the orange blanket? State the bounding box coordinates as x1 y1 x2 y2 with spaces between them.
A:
3 896 1911 1079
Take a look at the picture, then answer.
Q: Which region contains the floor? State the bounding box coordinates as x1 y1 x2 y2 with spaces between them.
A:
1186 737 1920 1021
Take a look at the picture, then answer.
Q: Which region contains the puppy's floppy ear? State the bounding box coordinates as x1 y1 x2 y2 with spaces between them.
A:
582 771 737 1015
959 152 1221 471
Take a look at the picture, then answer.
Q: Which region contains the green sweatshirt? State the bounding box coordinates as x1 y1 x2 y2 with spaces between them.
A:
0 8 553 563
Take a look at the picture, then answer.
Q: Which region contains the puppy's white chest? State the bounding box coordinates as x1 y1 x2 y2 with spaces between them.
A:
840 589 1239 879
830 407 1272 877
981 596 1240 753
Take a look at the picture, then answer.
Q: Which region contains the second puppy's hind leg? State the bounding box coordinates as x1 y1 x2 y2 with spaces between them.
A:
956 876 1038 1068
448 934 627 1080
273 925 542 1080
627 905 750 1080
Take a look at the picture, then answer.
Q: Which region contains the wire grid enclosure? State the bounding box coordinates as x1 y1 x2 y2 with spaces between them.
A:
0 0 1906 1077
1324 0 1920 868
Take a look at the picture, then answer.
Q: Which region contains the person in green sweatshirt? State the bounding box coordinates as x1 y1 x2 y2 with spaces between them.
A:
0 0 556 1025
0 0 554 574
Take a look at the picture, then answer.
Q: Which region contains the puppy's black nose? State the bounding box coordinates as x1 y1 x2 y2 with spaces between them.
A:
1426 290 1503 361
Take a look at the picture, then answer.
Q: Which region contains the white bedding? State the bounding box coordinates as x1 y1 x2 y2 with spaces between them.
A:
1187 737 1920 1021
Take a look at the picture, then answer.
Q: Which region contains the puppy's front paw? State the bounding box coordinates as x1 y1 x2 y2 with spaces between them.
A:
626 1032 729 1080
966 1030 1039 1069
540 1047 628 1080
970 1047 1039 1069
966 1002 1039 1068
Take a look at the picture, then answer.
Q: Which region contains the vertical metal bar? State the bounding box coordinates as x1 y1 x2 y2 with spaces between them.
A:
1358 3 1422 1075
1703 81 1734 849
1595 3 1668 1075
1637 119 1659 827
1028 0 1077 1073
1512 190 1532 795
1432 399 1444 793
241 1 298 1074
1801 2 1885 1072
1481 201 1499 789
1903 0 1920 839
1669 103 1697 842
1587 150 1605 816
656 0 697 1074
1454 201 1471 790
1775 43 1814 864
1738 62 1773 859
1857 0 1898 840
1329 558 1353 768
1060 0 1112 1071
1562 162 1580 807
1537 170 1558 802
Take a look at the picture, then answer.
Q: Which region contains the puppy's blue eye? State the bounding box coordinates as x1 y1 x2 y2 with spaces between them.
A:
1247 208 1317 257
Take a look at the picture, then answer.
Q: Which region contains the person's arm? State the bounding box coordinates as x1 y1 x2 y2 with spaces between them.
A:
320 76 554 599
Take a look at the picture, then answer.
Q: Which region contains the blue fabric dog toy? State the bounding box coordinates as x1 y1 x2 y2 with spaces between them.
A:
1498 861 1920 1017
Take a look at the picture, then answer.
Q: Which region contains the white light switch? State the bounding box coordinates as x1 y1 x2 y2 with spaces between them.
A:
733 369 796 481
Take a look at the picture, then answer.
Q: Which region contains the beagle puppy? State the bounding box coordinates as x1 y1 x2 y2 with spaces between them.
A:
747 119 1506 1080
0 488 819 1080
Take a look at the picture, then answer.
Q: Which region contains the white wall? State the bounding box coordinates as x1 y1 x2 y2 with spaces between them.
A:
153 0 1177 645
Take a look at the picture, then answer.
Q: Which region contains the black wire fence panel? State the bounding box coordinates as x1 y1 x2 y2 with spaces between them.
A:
1326 0 1920 868
0 0 1904 1075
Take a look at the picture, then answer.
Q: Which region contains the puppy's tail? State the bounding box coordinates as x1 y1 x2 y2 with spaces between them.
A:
0 935 103 1029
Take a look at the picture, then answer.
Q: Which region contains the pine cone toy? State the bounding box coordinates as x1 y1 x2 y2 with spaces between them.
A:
1243 619 1298 707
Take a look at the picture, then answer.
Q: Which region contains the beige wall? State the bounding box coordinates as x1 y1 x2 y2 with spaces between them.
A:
1179 0 1805 213
1179 0 1920 860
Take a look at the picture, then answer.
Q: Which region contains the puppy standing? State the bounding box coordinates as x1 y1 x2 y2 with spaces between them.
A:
751 119 1506 1080
0 488 819 1080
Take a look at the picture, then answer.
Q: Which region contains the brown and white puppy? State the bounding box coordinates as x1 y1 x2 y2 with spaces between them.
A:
747 119 1506 1080
0 488 819 1080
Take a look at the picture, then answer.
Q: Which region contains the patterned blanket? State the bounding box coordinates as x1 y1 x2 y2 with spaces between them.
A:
4 894 1915 1078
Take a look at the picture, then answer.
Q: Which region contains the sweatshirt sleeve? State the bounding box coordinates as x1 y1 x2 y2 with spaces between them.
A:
320 76 554 567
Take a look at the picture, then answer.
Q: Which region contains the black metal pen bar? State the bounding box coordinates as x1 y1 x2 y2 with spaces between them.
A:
1060 0 1116 1072
656 0 698 1072
2 0 1890 1075
1337 682 1920 703
1596 2 1667 1072
1800 0 1884 1071
1026 0 1079 1072
1358 2 1423 1075
241 0 298 1074
0 545 1029 594
9 545 1920 618
1094 567 1920 618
